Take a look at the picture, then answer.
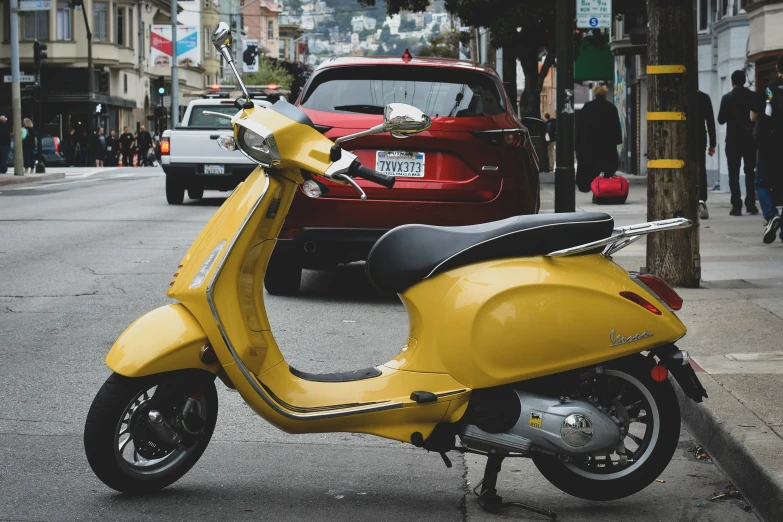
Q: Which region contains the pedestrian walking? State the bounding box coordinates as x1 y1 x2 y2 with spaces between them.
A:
93 127 106 167
105 129 118 166
576 84 623 192
22 118 36 174
697 91 717 219
752 55 783 244
718 70 758 216
544 113 556 172
0 115 10 174
79 130 89 167
119 127 135 167
137 125 153 166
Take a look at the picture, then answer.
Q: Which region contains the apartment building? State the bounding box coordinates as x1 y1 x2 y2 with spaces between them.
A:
241 0 280 59
0 0 239 139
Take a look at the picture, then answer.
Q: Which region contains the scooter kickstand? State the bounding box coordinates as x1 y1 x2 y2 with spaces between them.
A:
476 454 557 520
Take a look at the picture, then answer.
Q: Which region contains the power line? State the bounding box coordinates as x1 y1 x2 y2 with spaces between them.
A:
176 5 384 18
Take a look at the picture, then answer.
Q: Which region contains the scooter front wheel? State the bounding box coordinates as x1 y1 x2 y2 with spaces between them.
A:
532 354 680 501
84 370 218 494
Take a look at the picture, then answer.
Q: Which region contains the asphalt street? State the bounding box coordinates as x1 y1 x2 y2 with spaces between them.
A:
0 167 760 521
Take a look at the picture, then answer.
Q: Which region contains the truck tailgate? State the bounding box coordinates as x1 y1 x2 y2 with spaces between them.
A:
168 129 252 164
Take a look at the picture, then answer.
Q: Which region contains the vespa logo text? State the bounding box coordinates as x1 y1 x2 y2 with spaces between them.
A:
609 329 653 347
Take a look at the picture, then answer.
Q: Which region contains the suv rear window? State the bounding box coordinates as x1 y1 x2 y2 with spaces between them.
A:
301 65 505 118
186 105 237 128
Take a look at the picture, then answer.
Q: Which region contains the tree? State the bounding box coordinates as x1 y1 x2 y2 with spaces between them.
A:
359 0 634 117
418 31 459 58
243 57 294 89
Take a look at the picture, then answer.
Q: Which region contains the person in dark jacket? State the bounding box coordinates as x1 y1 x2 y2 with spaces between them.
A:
22 118 36 174
697 91 717 219
136 125 153 166
544 112 556 172
752 54 783 244
79 130 89 166
118 127 135 167
0 115 10 174
92 127 106 167
718 70 758 216
104 129 118 166
576 84 623 192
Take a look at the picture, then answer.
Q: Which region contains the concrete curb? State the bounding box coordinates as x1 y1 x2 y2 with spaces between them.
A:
675 370 783 522
0 173 65 185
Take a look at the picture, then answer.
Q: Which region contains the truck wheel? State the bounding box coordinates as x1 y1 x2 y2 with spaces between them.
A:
264 255 302 295
188 186 204 200
166 176 185 205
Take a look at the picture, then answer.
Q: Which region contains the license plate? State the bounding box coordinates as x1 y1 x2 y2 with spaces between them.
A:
375 151 425 177
204 164 225 175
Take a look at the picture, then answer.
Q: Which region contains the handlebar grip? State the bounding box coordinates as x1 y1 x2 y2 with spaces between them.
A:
350 161 396 188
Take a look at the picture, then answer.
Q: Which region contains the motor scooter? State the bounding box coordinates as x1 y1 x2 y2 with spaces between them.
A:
84 23 707 518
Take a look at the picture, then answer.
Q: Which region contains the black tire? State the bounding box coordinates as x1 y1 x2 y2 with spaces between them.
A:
166 176 185 204
188 186 204 200
264 254 302 295
532 355 680 501
84 370 218 494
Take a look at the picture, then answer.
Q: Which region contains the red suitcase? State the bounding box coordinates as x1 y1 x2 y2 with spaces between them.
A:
591 174 629 204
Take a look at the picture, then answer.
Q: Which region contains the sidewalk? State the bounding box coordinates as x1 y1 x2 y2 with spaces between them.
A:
531 174 783 522
0 172 65 185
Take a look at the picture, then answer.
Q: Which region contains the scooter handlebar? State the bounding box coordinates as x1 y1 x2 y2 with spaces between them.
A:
348 160 396 189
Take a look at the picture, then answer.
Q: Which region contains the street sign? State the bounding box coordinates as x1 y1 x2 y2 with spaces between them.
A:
162 95 172 108
4 74 35 83
19 0 53 11
576 0 612 29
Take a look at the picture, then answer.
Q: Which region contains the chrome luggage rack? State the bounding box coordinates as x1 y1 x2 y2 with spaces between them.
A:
547 218 692 257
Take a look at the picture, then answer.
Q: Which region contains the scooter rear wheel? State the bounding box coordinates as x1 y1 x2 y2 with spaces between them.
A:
84 370 218 494
532 354 680 501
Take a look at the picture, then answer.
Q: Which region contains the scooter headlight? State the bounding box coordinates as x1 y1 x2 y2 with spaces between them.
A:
237 126 280 167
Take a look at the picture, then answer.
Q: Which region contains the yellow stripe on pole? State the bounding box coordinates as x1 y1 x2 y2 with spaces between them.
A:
647 159 685 169
647 65 686 74
647 112 686 120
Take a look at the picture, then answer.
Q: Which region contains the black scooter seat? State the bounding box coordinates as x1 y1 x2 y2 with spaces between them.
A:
366 212 614 294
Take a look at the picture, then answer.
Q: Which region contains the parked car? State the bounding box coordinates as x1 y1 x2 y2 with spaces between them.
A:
10 134 66 167
161 97 272 204
264 55 540 294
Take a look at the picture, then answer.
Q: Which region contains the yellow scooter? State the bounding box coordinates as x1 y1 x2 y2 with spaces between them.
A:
84 23 707 518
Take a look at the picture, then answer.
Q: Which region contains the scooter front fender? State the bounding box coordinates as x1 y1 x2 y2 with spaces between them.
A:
106 304 217 377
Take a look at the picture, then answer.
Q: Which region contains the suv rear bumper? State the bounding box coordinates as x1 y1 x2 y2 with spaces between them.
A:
273 227 390 268
163 163 256 190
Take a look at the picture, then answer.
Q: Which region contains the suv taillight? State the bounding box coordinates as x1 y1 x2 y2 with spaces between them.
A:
160 136 170 155
472 129 527 148
53 137 59 153
636 273 683 311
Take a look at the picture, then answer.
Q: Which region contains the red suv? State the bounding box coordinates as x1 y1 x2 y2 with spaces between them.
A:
266 55 540 294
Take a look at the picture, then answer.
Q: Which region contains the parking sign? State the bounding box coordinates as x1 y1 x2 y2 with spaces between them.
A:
577 0 612 29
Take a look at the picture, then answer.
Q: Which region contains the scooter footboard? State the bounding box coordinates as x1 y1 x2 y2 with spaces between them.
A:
106 304 218 377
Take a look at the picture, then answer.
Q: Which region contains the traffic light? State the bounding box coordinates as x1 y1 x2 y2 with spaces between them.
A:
33 40 48 72
99 72 109 93
70 0 83 6
157 76 166 95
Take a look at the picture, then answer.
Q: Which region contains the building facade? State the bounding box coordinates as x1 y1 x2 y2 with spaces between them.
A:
242 0 281 59
0 0 240 143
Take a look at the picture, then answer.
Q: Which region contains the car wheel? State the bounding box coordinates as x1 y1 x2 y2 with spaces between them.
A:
264 254 302 295
166 176 185 205
188 186 204 200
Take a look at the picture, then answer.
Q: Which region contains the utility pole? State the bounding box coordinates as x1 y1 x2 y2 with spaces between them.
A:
555 0 575 212
9 0 24 175
171 0 180 127
74 0 94 163
646 0 700 287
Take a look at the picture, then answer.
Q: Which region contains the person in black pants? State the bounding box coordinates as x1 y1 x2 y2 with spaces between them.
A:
718 70 759 216
697 91 717 219
118 127 135 167
136 125 153 166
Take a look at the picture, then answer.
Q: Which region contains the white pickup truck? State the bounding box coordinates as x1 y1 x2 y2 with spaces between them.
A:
161 98 271 204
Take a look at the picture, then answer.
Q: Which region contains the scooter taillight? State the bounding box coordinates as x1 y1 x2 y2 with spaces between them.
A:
636 273 683 310
620 291 662 315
